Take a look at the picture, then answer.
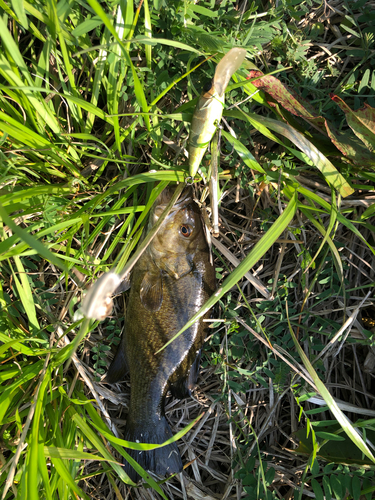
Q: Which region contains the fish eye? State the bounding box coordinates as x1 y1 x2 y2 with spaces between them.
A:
180 224 193 238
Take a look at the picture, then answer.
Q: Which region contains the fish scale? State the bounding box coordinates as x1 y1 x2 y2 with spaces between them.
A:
106 187 216 482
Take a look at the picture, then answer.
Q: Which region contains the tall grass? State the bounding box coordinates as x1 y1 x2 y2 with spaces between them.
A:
1 0 375 498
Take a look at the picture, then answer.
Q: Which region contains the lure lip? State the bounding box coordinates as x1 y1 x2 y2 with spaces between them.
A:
212 47 247 97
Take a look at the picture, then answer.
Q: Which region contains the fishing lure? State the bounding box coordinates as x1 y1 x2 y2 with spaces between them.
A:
188 48 247 177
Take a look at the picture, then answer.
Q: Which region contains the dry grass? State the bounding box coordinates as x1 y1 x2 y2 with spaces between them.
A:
9 1 374 498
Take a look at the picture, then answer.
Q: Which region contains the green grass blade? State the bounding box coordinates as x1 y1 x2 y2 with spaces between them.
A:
150 57 211 109
302 188 339 272
50 456 91 500
0 333 36 356
1 219 85 259
0 203 69 273
12 257 40 335
299 208 343 284
28 368 51 500
38 441 53 500
64 404 130 483
122 0 134 39
227 108 354 197
95 413 203 451
44 447 109 461
54 6 83 125
98 169 186 201
288 312 375 464
0 339 28 356
131 36 203 54
85 0 151 131
143 0 152 67
221 130 265 173
85 28 111 133
3 86 116 128
0 361 43 424
250 112 354 197
0 18 60 133
296 185 375 257
82 398 168 496
11 0 28 28
0 110 53 147
107 3 129 152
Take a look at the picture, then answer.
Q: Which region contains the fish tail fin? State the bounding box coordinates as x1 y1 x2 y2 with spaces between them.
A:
105 343 128 384
123 415 183 483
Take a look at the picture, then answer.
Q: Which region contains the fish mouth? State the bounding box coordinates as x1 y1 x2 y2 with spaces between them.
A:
153 186 193 213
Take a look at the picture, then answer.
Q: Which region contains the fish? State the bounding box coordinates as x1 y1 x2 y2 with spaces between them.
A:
106 186 216 482
188 47 247 178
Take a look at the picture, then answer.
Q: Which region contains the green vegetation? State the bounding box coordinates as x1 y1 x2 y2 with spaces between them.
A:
1 0 375 498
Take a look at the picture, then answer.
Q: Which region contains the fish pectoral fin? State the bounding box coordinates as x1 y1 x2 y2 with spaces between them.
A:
105 342 129 384
140 271 163 312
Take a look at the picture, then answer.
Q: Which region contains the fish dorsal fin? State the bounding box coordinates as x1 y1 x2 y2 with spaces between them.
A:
140 270 163 312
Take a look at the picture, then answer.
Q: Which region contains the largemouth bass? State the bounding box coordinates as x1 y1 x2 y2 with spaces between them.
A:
188 47 247 178
106 187 216 482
